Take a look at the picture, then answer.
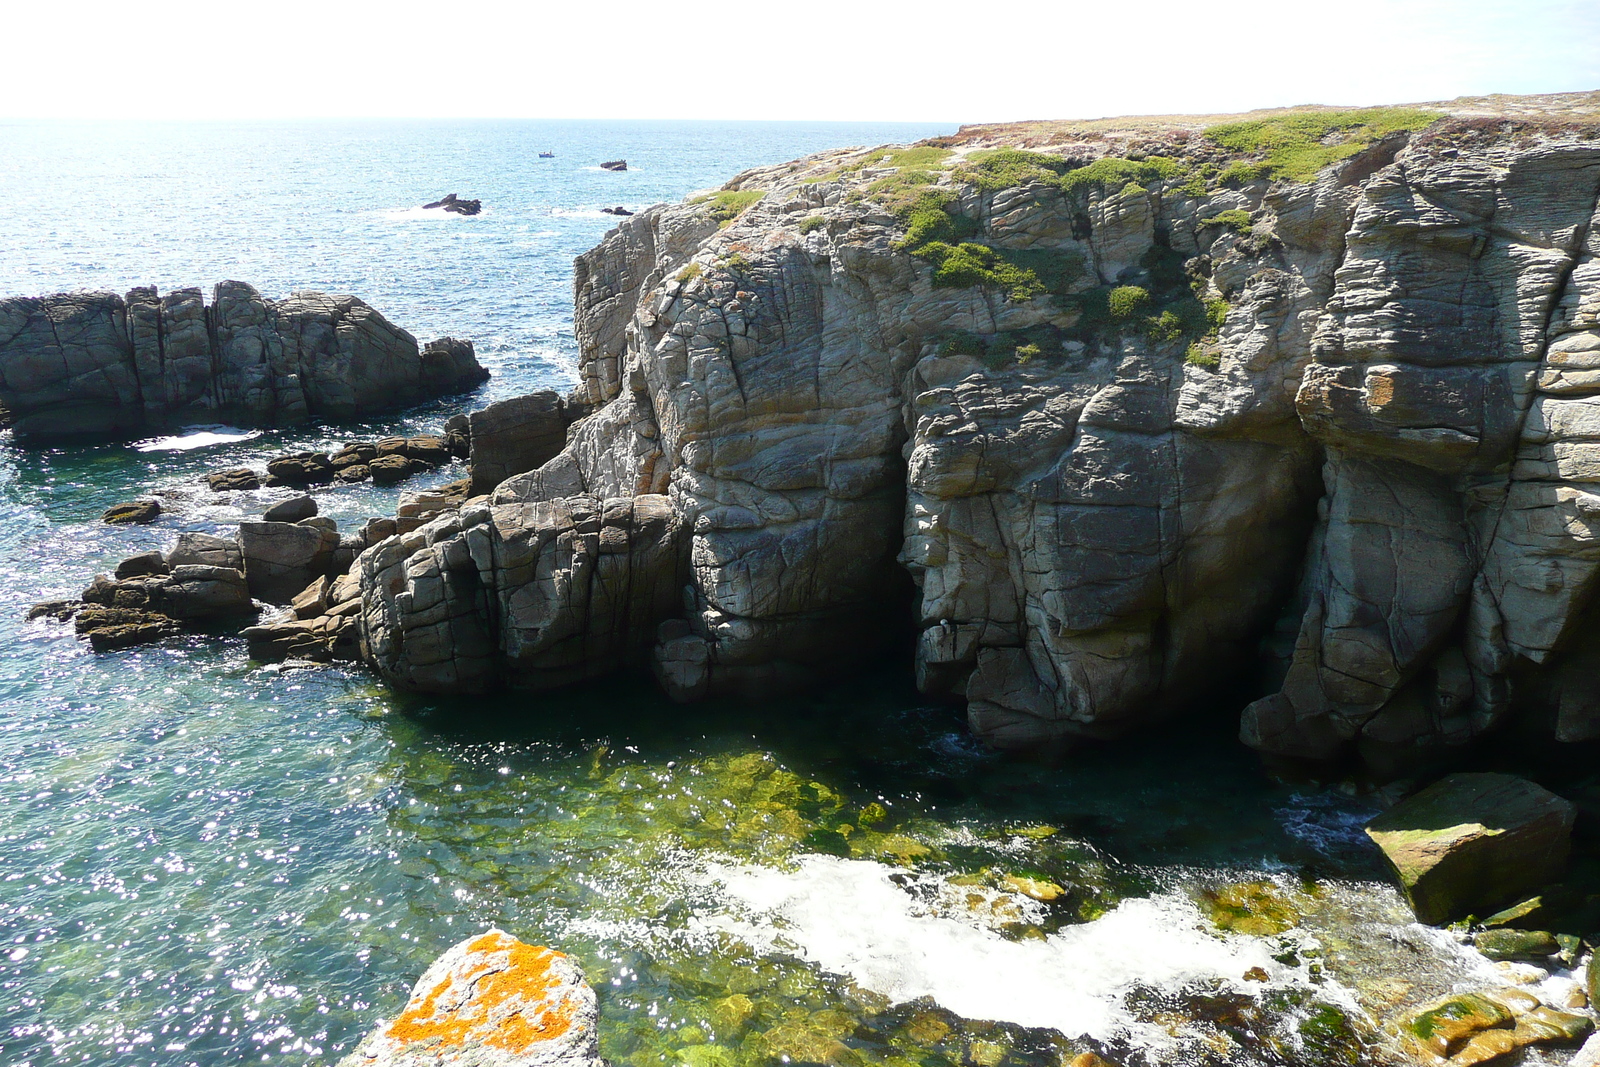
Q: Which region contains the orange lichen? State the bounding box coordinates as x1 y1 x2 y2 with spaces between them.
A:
383 934 579 1053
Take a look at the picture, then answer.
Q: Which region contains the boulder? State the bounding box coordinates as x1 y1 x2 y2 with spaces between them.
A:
103 500 160 525
359 495 683 693
369 453 418 486
207 468 261 492
331 443 379 468
263 495 317 523
1400 989 1591 1063
237 520 340 603
334 929 602 1067
265 452 334 487
166 531 243 572
468 392 568 494
602 206 633 216
336 464 371 483
114 551 168 579
1365 773 1576 924
160 564 252 618
599 160 627 171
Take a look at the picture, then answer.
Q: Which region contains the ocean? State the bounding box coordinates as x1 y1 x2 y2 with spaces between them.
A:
0 119 1529 1067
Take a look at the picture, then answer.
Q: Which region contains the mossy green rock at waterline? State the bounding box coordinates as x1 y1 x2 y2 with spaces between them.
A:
1364 774 1575 925
1401 989 1592 1064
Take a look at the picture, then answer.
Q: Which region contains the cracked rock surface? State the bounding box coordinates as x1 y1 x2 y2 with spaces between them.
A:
0 281 488 441
331 96 1600 773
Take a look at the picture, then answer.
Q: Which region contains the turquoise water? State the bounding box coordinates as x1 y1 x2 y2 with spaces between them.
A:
0 121 1516 1067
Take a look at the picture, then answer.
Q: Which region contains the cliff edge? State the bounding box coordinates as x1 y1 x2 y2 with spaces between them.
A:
343 91 1600 776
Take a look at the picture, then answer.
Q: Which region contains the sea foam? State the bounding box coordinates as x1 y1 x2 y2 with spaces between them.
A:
694 855 1314 1046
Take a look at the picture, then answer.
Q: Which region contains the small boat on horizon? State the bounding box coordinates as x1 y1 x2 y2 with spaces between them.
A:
538 151 554 158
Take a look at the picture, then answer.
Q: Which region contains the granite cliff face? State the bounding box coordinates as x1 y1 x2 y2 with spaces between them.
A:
346 93 1600 774
0 281 487 440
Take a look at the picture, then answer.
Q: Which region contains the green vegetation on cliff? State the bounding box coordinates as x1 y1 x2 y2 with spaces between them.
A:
696 189 767 226
1203 107 1439 182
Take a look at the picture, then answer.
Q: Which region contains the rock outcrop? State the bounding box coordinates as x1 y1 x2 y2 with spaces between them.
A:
468 392 571 494
335 930 603 1067
0 281 489 441
304 94 1600 776
1365 772 1577 924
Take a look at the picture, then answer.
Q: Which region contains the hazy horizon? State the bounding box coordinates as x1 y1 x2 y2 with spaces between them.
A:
4 0 1595 124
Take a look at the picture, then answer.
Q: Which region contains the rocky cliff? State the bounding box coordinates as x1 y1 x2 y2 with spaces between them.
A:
343 92 1600 775
0 281 488 439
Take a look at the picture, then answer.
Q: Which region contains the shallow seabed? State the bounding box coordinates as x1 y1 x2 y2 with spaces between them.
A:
0 119 1562 1067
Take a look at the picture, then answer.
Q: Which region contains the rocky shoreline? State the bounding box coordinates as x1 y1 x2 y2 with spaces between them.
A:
0 281 488 440
16 90 1600 1066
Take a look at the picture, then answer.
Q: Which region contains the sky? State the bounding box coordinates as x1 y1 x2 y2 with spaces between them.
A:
3 0 1595 123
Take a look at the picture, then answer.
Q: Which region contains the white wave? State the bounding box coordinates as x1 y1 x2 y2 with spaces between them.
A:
133 428 258 451
549 208 617 218
695 855 1312 1046
380 206 472 222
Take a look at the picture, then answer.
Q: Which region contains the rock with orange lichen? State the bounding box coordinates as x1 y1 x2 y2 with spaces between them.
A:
336 929 603 1067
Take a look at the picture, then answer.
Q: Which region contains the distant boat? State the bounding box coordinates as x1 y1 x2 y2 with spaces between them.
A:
600 159 627 172
538 151 554 158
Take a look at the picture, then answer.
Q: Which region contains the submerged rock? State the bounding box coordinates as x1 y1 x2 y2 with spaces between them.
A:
1365 773 1576 925
334 929 601 1067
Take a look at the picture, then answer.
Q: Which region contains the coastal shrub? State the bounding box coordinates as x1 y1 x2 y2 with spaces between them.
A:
695 189 767 226
722 252 752 274
678 263 703 283
960 148 1073 190
1186 343 1221 370
1060 155 1184 195
914 242 1048 301
888 187 979 249
1106 285 1151 319
1206 297 1229 331
936 327 1076 368
912 243 1085 303
1204 107 1439 182
1218 159 1273 186
1199 209 1253 234
798 215 826 234
940 332 986 357
1143 310 1185 342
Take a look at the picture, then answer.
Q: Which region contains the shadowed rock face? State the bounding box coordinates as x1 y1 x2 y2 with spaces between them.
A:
345 98 1600 773
0 281 488 440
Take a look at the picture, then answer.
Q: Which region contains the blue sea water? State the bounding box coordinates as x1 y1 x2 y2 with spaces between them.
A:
0 120 1486 1067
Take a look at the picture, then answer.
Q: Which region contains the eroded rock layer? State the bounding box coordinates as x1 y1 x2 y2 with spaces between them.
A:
0 281 488 440
342 96 1600 772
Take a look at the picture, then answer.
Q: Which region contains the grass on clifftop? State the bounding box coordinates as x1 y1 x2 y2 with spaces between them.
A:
1203 107 1439 181
694 189 766 227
